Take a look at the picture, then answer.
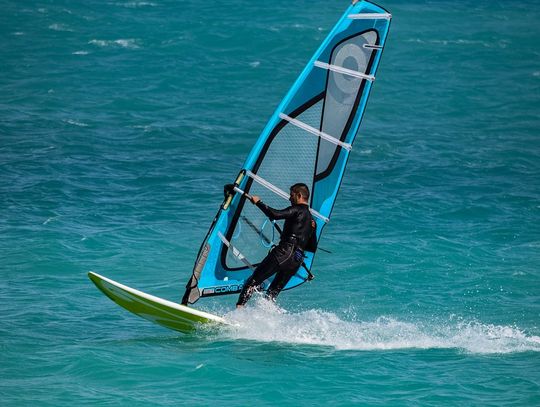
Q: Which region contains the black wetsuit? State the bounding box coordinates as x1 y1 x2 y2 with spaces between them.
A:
236 201 317 306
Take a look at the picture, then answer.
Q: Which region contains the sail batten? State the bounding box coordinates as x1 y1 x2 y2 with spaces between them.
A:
217 232 255 271
363 44 383 50
245 169 290 201
182 1 392 305
314 61 375 82
279 113 353 151
348 12 392 20
245 169 330 223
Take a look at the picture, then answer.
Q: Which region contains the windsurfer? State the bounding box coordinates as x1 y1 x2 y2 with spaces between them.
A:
236 183 317 308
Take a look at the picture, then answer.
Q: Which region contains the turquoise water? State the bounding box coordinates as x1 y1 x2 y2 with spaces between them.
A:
2 0 540 405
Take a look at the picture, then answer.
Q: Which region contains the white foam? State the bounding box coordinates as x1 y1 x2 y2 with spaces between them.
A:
114 1 157 7
405 38 497 48
49 23 73 32
63 119 88 127
89 39 140 49
115 39 139 49
218 298 540 354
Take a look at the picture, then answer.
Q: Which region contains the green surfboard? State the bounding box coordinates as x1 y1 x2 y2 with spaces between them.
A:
88 272 228 333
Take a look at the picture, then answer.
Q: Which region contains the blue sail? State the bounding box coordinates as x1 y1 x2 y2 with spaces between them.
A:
183 1 392 304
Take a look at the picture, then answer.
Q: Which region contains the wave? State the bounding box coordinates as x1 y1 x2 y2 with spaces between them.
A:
88 39 140 49
112 1 157 7
405 38 510 49
215 298 540 354
48 23 73 32
62 119 88 127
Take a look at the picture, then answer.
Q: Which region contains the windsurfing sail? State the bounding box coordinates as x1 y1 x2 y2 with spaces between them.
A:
182 1 392 305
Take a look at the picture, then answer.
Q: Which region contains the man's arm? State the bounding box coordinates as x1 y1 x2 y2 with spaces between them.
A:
250 195 295 220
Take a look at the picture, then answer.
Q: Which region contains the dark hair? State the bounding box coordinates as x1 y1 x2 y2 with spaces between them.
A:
290 183 310 200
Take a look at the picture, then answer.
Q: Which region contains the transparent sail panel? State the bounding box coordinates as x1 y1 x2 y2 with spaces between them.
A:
316 31 377 175
226 101 323 268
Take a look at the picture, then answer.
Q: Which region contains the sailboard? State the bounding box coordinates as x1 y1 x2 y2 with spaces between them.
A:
89 1 392 333
88 272 227 333
182 1 392 305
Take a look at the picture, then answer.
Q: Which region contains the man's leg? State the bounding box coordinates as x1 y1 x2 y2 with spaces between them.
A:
265 267 296 302
236 254 279 307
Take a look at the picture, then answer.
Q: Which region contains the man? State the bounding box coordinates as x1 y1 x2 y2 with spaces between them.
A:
236 183 317 308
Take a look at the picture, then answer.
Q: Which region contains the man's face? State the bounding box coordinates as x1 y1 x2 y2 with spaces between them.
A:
289 192 296 204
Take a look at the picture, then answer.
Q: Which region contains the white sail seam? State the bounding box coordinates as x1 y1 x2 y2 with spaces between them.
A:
314 61 375 82
245 170 330 223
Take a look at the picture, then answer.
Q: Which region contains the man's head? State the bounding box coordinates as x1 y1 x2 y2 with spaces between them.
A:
289 183 310 204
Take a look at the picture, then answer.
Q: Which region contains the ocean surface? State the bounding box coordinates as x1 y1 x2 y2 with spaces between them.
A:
1 0 539 405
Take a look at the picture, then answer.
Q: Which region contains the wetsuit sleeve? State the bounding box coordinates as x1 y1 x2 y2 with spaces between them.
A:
255 201 296 220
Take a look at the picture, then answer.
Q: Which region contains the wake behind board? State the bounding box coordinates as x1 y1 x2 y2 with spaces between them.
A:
88 272 228 333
